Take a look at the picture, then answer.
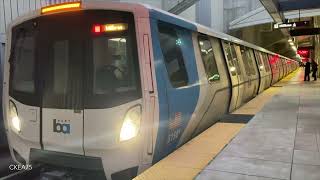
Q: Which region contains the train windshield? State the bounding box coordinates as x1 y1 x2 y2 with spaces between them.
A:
9 10 141 109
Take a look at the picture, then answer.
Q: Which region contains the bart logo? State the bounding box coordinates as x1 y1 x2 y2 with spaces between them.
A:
53 119 70 134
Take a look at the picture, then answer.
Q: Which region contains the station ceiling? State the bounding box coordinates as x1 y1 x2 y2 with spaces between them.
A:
235 0 320 61
278 0 320 11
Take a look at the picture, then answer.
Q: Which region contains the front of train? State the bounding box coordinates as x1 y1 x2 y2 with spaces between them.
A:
3 2 156 179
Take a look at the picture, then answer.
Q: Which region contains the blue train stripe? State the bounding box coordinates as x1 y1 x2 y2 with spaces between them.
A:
149 10 200 164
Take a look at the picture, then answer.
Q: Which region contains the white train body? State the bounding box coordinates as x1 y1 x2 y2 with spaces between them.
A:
3 2 298 179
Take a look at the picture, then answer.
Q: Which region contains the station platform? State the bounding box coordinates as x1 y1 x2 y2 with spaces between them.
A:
197 69 320 180
135 68 320 180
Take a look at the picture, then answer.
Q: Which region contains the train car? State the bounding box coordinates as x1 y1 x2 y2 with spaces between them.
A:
253 50 272 93
2 2 298 179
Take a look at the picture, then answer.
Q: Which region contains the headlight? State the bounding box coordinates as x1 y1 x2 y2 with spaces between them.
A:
9 101 21 132
120 106 141 141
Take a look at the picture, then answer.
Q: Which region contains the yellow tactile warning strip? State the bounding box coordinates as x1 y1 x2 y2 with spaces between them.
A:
134 69 301 180
134 123 245 180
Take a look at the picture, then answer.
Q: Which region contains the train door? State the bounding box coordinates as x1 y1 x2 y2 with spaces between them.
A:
152 21 200 162
282 58 287 76
192 35 230 134
279 58 284 79
254 50 265 93
281 59 285 76
269 54 278 85
236 45 252 104
283 58 288 76
247 48 259 96
39 17 85 155
283 59 287 77
221 41 240 112
262 53 272 87
276 56 281 81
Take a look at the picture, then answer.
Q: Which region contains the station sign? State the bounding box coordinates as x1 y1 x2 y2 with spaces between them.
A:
273 21 310 29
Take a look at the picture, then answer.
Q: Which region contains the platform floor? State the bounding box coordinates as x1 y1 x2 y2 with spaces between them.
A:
135 69 309 180
197 69 320 180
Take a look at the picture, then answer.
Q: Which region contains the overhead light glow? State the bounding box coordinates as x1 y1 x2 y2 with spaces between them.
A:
288 39 293 42
41 2 81 14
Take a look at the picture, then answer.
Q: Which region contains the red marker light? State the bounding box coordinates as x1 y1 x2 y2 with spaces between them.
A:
93 25 101 33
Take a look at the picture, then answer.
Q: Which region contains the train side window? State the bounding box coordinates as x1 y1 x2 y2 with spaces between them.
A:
222 41 237 76
279 58 283 69
254 51 264 71
222 42 235 76
158 22 188 88
265 54 271 72
53 40 69 94
247 48 257 75
93 37 138 94
262 53 271 72
240 46 251 76
198 35 220 82
230 44 242 75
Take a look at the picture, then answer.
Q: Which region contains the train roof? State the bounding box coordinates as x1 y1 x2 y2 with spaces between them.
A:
6 1 296 62
144 4 294 61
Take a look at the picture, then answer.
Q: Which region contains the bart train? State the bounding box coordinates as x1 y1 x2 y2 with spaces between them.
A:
2 1 298 180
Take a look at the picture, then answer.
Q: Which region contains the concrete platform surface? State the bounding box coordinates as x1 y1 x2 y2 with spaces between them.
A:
197 69 320 180
134 122 245 180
